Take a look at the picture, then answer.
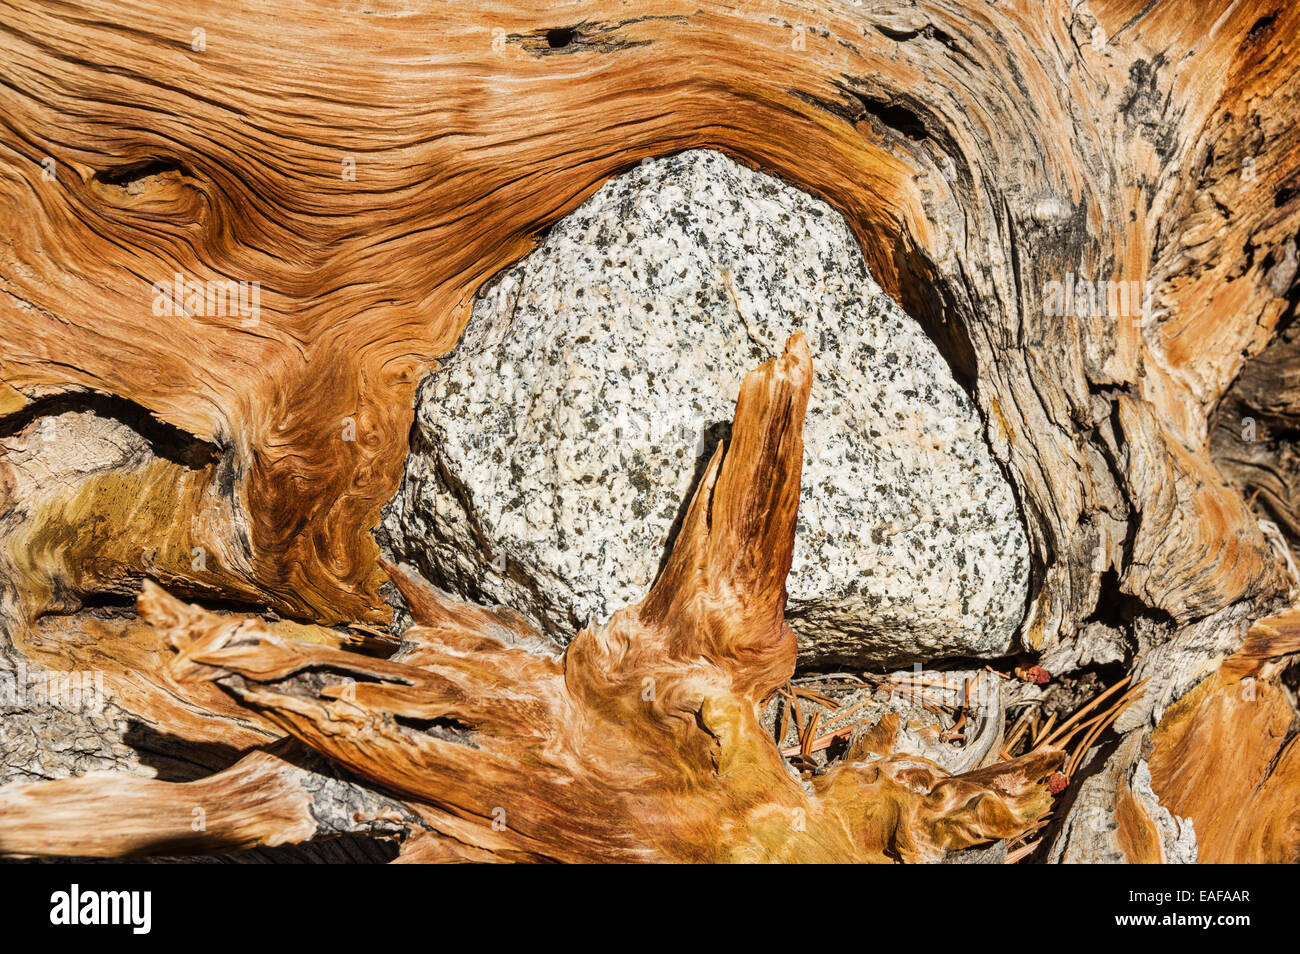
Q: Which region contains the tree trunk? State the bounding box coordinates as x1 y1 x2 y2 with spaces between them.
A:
0 0 1296 863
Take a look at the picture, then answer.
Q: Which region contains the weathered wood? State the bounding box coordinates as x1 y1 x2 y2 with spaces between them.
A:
1146 609 1300 864
114 339 1064 862
1 0 1298 862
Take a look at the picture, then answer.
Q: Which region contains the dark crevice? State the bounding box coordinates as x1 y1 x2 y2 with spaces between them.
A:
1087 569 1176 630
872 22 969 63
850 93 930 142
514 18 668 55
59 591 137 613
0 391 217 470
394 714 478 748
263 666 409 696
1247 12 1278 43
1281 657 1300 710
1037 661 1132 720
651 420 731 584
92 158 186 192
1276 177 1300 209
546 27 576 49
1208 240 1300 552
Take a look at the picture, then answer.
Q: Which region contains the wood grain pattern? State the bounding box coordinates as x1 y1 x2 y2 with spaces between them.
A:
114 338 1061 862
1 0 1298 862
2 0 1295 644
1148 609 1300 863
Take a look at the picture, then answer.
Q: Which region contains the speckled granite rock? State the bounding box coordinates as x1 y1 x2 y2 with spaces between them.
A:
381 149 1028 665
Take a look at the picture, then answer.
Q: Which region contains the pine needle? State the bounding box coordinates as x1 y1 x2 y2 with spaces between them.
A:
1031 711 1058 747
819 694 877 728
1063 681 1146 777
793 686 840 709
1006 838 1042 864
1043 676 1136 749
799 709 822 757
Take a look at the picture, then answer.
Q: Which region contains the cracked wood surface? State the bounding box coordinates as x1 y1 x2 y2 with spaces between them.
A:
1 338 1066 862
1 0 1299 862
1 0 1296 642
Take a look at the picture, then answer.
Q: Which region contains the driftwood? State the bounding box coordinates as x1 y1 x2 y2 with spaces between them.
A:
0 0 1298 862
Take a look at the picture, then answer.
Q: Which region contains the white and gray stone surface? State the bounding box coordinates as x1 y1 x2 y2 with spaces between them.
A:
380 149 1029 666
